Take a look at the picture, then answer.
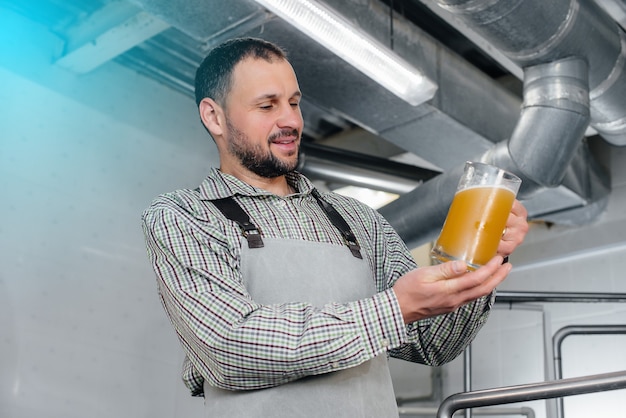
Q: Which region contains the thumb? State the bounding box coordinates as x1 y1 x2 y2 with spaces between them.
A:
428 260 468 282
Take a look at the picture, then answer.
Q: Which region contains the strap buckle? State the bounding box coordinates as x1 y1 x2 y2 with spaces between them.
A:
211 197 265 249
241 223 264 249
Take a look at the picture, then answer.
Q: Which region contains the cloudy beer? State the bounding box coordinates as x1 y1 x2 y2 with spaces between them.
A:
431 162 521 270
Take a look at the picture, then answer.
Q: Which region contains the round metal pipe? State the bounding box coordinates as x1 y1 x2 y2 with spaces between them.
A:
464 345 473 418
300 142 441 181
436 370 626 418
433 0 626 145
552 325 626 418
380 58 602 248
494 291 626 304
398 406 535 417
506 58 590 187
299 155 420 195
483 57 590 192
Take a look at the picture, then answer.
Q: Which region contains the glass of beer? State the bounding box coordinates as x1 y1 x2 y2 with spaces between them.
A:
431 161 521 270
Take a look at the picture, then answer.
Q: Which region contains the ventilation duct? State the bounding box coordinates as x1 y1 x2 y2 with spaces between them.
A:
488 58 591 191
380 57 610 249
298 142 440 194
431 0 626 145
373 0 625 248
125 0 617 247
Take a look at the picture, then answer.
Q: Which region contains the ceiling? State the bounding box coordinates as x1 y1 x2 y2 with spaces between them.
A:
5 0 626 248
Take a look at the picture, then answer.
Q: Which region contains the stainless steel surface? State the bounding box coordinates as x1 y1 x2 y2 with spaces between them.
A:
436 370 626 418
495 291 626 304
300 156 421 194
298 142 439 194
433 0 626 146
398 406 536 417
379 57 608 247
506 58 590 188
464 345 473 418
553 325 626 418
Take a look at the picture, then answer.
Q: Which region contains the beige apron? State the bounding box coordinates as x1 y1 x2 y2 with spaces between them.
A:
203 237 399 417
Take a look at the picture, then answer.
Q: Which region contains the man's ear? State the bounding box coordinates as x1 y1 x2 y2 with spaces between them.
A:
199 98 224 137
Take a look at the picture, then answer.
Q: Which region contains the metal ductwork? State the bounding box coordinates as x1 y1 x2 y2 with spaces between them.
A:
123 0 620 246
130 0 525 170
28 0 621 248
273 0 618 248
300 157 420 194
298 142 441 194
375 0 623 248
430 0 626 145
503 58 592 189
380 56 610 249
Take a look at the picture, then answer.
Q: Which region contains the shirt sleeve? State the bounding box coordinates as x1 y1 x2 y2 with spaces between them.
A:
141 198 408 393
389 294 494 366
368 209 495 366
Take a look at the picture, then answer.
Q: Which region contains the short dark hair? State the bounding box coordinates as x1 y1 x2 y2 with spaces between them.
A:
194 37 288 107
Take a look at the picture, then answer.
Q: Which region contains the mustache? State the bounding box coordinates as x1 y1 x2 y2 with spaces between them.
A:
269 129 300 142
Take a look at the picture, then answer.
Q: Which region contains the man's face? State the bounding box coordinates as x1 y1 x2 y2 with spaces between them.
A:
221 57 303 178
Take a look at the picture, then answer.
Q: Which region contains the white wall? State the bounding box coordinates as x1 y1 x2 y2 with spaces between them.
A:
1 9 215 417
3 6 626 418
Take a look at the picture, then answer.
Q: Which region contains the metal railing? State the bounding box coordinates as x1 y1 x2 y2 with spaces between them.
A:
445 291 626 418
394 292 626 417
398 405 535 417
436 370 626 418
494 291 626 304
552 325 626 418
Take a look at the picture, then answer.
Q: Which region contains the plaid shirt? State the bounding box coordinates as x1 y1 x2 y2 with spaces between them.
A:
142 168 492 395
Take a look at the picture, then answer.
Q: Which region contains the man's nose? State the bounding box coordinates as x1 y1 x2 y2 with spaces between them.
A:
277 105 303 130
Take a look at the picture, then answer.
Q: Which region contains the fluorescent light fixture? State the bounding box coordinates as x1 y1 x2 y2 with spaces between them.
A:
333 185 399 209
254 0 437 106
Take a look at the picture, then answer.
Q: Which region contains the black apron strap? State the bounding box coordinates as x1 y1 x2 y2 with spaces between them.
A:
209 191 362 259
211 197 264 249
312 190 363 259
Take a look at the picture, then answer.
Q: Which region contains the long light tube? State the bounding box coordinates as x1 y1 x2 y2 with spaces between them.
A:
253 0 437 106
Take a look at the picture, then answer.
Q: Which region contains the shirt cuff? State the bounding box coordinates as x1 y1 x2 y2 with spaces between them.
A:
402 290 497 339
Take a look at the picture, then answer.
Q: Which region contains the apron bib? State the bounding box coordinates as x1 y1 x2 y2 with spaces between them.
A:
203 238 399 417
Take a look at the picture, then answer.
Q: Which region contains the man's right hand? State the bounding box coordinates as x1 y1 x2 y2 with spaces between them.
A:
392 256 512 324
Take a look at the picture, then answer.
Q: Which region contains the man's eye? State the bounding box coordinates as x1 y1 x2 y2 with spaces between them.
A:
259 103 273 109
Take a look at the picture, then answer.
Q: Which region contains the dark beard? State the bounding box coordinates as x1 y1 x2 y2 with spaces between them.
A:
239 149 295 178
227 121 299 178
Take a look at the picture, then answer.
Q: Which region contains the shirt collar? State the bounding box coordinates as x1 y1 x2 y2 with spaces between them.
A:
196 168 316 200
